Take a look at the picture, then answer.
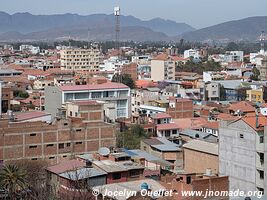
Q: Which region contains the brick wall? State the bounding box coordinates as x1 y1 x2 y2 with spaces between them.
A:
0 119 115 164
184 148 218 174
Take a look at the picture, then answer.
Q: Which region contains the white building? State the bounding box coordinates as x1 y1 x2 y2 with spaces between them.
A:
203 71 227 82
45 82 131 119
19 45 40 55
99 56 129 72
184 49 200 59
224 51 244 62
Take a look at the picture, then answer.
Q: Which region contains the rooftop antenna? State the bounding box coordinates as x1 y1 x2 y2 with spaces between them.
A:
87 28 90 49
114 4 120 55
68 32 71 48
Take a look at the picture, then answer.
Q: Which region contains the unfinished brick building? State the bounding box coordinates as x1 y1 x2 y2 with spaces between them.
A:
0 101 116 165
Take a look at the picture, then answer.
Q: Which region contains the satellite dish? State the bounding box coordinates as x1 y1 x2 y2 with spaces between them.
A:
260 108 267 116
98 147 110 156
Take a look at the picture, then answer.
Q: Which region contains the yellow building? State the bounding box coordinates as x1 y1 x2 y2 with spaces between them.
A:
60 47 100 71
246 89 264 103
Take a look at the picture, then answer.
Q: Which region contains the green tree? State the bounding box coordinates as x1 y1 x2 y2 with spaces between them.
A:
14 90 29 99
225 42 239 51
250 67 260 81
117 124 148 149
112 74 135 89
0 164 27 200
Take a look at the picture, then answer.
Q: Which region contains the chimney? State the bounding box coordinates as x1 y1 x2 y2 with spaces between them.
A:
256 109 259 129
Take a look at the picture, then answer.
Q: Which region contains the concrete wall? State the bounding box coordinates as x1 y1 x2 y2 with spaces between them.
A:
151 60 164 82
219 120 257 194
44 86 62 118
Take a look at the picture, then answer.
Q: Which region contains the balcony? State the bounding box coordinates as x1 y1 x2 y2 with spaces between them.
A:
256 152 264 170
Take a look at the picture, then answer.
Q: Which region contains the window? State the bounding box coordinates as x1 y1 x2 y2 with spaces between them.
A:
49 156 55 159
46 144 54 147
59 143 64 149
260 153 264 164
63 155 67 158
75 142 82 145
64 123 68 126
240 134 244 139
30 133 36 137
70 111 72 116
31 158 38 161
259 170 264 180
165 131 171 137
129 170 140 177
260 136 264 143
186 176 191 184
76 129 82 132
29 145 37 149
67 143 71 147
112 173 122 180
74 92 89 100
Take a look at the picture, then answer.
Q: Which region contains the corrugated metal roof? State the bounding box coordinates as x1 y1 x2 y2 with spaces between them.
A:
183 139 218 155
59 167 107 180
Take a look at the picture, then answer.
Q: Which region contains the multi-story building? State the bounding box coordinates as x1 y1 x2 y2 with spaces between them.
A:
19 44 40 55
60 47 100 71
0 101 116 165
184 49 200 59
167 97 194 119
121 63 138 81
202 82 220 101
45 82 131 119
219 116 267 195
246 88 264 104
151 55 175 82
0 84 13 113
260 56 267 81
224 51 244 62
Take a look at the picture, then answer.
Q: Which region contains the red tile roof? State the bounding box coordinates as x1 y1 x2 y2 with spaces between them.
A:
135 80 156 89
156 123 180 131
228 101 255 113
47 160 85 174
15 111 50 121
172 117 208 130
70 100 101 106
203 121 219 130
153 113 171 119
59 82 129 91
242 115 267 131
153 53 169 61
217 113 239 121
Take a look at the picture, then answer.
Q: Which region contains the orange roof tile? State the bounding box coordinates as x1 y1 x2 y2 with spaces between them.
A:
242 115 267 131
153 53 169 61
156 123 180 131
228 101 255 113
172 117 208 130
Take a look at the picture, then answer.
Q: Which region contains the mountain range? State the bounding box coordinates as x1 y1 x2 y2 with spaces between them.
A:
0 12 194 41
182 16 267 42
0 12 266 42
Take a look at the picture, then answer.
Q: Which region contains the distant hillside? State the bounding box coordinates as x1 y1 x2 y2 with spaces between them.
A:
0 26 169 42
0 11 194 41
182 16 267 42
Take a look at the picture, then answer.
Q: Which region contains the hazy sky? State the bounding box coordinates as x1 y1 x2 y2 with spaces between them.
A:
2 0 267 28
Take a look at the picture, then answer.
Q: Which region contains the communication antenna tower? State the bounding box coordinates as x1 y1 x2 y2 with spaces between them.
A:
114 5 120 52
259 31 266 54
